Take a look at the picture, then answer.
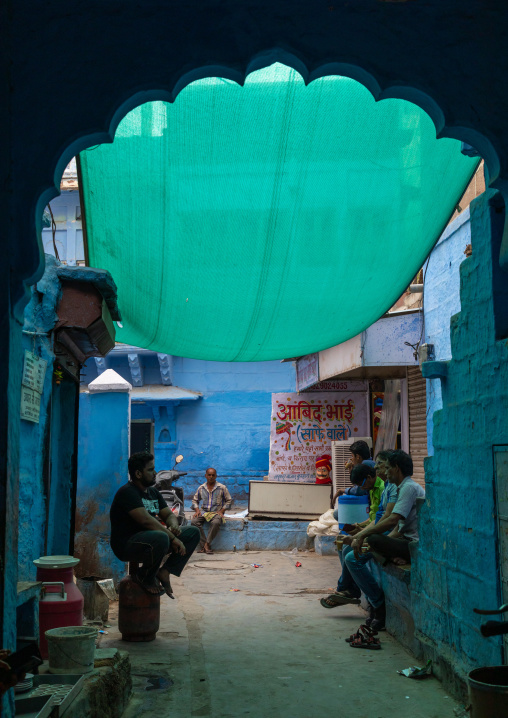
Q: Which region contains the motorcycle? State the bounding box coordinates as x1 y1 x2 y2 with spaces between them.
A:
155 454 188 526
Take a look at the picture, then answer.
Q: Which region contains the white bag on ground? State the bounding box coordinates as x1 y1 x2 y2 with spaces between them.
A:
307 508 339 537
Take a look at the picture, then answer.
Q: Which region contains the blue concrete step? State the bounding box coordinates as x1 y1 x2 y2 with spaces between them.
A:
191 516 313 552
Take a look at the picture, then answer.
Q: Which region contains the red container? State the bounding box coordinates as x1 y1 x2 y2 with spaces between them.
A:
34 556 84 659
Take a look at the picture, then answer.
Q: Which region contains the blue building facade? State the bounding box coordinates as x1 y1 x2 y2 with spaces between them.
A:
79 353 296 504
413 190 508 682
423 209 470 456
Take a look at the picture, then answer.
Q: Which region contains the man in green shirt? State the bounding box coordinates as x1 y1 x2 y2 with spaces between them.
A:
362 465 385 522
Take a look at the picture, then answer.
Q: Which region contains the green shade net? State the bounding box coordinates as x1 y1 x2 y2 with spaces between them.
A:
80 63 478 361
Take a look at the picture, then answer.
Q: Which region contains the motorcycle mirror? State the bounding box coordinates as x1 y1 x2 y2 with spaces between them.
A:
175 454 184 464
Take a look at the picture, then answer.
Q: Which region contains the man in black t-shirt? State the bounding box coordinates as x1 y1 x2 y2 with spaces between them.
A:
110 451 200 597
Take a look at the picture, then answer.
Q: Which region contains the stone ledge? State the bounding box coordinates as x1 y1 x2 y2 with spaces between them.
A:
16 581 42 607
192 517 312 552
60 648 131 718
314 535 338 556
371 552 412 585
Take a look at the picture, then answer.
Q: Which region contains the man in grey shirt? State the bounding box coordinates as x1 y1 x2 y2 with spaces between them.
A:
351 449 425 564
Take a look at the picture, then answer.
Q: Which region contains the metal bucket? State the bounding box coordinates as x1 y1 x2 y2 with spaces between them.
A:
468 666 508 718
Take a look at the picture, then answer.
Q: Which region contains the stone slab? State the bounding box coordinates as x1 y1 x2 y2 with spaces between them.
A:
314 534 338 556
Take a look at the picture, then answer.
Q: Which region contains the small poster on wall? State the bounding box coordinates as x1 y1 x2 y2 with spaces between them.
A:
20 351 47 423
269 391 369 482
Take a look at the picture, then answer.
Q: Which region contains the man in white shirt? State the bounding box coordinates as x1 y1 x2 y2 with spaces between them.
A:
351 449 425 564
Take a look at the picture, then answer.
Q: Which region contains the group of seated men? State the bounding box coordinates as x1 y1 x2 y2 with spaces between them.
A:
319 441 425 632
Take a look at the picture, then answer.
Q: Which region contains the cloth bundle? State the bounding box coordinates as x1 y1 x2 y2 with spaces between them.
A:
307 509 339 537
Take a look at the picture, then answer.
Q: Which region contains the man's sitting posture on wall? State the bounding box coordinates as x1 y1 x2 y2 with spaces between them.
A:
331 440 374 506
351 449 425 565
191 468 233 554
110 451 200 597
320 453 397 630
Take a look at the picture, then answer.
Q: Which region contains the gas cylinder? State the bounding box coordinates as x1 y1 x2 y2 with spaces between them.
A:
34 555 84 659
118 566 160 642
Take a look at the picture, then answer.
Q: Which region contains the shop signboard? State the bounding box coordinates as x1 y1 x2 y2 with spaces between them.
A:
304 380 368 393
269 391 369 482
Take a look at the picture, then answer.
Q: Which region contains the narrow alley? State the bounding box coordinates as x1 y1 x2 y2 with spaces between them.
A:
100 552 459 718
5 5 508 718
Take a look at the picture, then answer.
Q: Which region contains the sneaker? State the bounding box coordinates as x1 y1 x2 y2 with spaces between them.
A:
370 602 386 631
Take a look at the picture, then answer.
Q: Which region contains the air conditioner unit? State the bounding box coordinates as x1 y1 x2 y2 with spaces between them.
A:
331 437 373 494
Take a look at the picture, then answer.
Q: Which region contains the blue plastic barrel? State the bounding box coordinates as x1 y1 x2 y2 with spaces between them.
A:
337 494 369 529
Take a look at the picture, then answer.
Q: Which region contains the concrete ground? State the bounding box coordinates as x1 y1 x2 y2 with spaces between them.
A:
99 551 461 718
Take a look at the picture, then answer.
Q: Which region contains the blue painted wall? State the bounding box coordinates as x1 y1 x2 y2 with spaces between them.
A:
412 190 506 681
80 357 296 506
18 255 80 580
424 209 470 456
17 258 62 581
75 389 130 579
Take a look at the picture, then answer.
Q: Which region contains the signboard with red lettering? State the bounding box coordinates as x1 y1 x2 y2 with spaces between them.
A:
269 391 369 482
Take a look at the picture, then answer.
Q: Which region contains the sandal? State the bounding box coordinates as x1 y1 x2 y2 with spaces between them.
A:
349 627 381 650
197 548 206 553
345 624 377 643
132 574 165 596
204 548 214 555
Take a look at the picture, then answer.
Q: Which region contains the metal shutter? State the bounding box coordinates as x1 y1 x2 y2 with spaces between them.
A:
407 366 427 487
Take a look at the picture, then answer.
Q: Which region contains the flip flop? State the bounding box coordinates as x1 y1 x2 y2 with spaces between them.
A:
320 592 360 609
197 548 206 553
156 571 175 600
204 548 214 555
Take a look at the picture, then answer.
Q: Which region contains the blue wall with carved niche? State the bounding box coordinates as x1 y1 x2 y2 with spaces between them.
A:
412 190 507 683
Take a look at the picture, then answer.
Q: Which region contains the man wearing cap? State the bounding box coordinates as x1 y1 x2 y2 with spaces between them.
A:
315 454 332 485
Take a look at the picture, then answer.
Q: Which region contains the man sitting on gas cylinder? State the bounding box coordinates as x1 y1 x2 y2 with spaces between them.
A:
110 451 200 598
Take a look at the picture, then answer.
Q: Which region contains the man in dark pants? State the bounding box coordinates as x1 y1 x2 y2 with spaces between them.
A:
351 449 425 564
110 451 200 597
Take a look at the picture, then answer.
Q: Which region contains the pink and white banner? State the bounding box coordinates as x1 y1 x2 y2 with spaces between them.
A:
269 391 369 482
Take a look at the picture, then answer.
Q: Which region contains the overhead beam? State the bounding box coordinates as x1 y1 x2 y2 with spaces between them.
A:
127 352 144 386
157 354 173 386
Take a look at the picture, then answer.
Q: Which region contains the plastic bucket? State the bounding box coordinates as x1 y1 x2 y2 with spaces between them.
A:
337 494 369 528
45 626 97 674
468 666 508 718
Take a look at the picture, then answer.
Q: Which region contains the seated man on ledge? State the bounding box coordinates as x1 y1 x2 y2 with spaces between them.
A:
351 449 425 565
110 451 200 597
191 468 233 554
320 452 397 630
331 440 374 507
